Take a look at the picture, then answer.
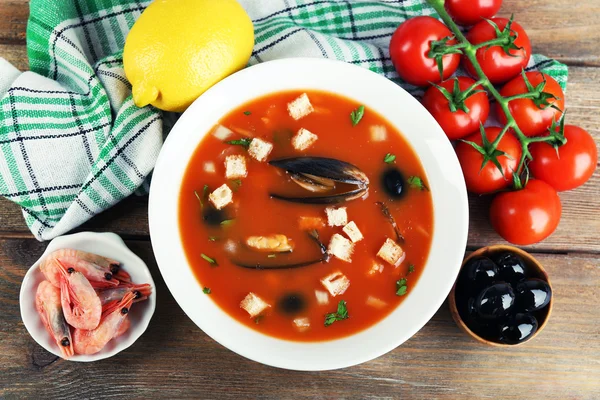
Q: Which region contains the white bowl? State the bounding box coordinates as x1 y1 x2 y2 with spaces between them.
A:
149 58 468 371
20 231 156 362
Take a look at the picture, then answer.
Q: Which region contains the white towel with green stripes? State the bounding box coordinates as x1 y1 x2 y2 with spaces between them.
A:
0 0 568 240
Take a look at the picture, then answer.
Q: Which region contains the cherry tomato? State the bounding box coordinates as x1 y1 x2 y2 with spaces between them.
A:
422 77 490 140
497 72 565 137
464 18 531 84
455 127 522 194
490 179 561 245
445 0 503 26
389 16 460 87
529 125 598 191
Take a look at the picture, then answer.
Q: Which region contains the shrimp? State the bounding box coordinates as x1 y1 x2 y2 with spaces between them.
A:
40 249 120 288
73 292 135 355
59 266 102 330
113 316 131 338
35 280 74 358
97 283 152 306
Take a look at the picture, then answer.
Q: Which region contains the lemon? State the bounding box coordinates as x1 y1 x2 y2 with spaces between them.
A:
124 0 254 112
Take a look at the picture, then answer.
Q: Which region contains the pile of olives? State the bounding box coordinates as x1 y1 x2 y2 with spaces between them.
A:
455 251 552 345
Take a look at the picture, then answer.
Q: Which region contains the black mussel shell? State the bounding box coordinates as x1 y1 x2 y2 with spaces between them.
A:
460 256 498 292
475 283 515 320
515 279 552 312
499 313 538 344
491 252 527 284
381 168 405 199
277 293 306 315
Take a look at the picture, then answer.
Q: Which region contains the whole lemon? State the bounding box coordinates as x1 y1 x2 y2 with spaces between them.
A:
124 0 254 112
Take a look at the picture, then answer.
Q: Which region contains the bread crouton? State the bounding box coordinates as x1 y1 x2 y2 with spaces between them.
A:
248 138 273 162
377 238 405 266
291 128 318 151
287 93 314 120
320 271 350 297
325 207 347 227
240 292 270 318
225 155 247 179
343 221 363 243
327 233 354 263
208 184 233 210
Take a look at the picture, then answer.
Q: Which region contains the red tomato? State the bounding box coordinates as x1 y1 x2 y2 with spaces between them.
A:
445 0 503 26
464 18 531 84
455 127 522 194
422 77 490 140
389 16 460 87
490 179 561 245
497 72 565 137
529 125 598 191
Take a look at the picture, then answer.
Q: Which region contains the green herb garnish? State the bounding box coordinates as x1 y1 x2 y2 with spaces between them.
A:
230 179 242 191
201 253 218 266
383 153 396 164
324 300 349 327
195 184 209 209
243 111 252 116
225 138 252 148
408 264 415 274
408 176 429 191
396 278 408 296
203 287 211 294
220 219 235 227
350 105 365 126
208 236 218 242
255 316 263 324
194 190 203 208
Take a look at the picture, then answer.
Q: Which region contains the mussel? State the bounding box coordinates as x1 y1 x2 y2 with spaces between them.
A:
269 157 369 204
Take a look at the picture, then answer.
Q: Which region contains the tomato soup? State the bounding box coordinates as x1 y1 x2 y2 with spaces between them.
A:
179 90 434 341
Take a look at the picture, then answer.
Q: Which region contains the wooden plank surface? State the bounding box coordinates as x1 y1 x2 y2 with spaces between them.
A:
1 239 598 399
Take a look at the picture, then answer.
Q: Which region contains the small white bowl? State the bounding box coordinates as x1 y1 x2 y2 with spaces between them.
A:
20 231 156 362
149 58 469 371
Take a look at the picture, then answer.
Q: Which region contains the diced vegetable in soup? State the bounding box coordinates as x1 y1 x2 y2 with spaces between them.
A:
179 90 433 341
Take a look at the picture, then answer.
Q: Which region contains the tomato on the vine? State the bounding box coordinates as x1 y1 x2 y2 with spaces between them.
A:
422 77 490 140
464 17 531 84
490 179 561 245
445 0 503 26
497 72 565 137
455 127 522 194
389 16 460 87
529 125 597 191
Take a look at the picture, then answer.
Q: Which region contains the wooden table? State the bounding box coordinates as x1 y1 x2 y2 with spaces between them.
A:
1 1 599 398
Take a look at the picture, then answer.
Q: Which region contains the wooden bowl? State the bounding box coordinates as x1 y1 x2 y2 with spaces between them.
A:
448 245 553 347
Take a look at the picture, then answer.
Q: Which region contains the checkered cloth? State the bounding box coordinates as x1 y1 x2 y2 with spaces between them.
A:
0 0 568 241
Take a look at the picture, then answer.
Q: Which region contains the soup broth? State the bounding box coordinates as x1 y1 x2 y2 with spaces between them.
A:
179 90 434 341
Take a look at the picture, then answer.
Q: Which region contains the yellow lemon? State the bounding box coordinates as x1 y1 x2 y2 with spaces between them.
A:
124 0 254 112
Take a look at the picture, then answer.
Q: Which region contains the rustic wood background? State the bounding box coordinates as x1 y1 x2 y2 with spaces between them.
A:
1 0 599 398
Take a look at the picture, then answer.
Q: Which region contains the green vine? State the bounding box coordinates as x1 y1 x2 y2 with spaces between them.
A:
425 0 565 187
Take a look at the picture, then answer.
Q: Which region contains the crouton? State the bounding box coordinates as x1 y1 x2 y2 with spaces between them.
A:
343 221 363 243
287 93 314 120
368 261 385 276
212 124 233 140
320 271 350 297
327 233 354 263
208 184 233 210
248 138 273 162
366 296 387 309
291 128 318 151
293 317 310 332
240 292 270 318
370 125 387 142
377 238 405 266
225 155 247 179
315 290 329 305
203 161 216 174
325 207 347 227
298 216 326 230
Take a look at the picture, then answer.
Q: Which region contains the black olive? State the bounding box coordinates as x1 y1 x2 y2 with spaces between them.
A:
202 208 228 226
458 296 501 341
475 283 515 320
515 279 552 312
382 168 405 199
491 252 527 284
277 293 306 315
499 313 538 344
460 256 498 291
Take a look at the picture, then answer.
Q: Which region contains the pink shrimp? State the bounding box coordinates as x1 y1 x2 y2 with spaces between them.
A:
59 266 102 330
113 316 131 338
35 280 74 358
96 283 152 306
40 249 121 288
73 292 135 355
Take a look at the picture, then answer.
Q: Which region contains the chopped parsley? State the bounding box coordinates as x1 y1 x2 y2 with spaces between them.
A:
208 236 218 242
225 138 252 148
203 287 211 294
201 253 218 266
254 316 263 324
243 110 252 116
408 176 429 191
408 264 415 274
230 179 242 191
350 105 365 126
396 278 408 296
383 153 396 164
220 219 235 227
324 300 349 327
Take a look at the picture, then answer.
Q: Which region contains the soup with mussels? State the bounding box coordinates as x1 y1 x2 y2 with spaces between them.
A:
179 90 434 341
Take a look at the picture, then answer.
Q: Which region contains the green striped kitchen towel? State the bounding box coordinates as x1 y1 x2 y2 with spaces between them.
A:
0 0 568 241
